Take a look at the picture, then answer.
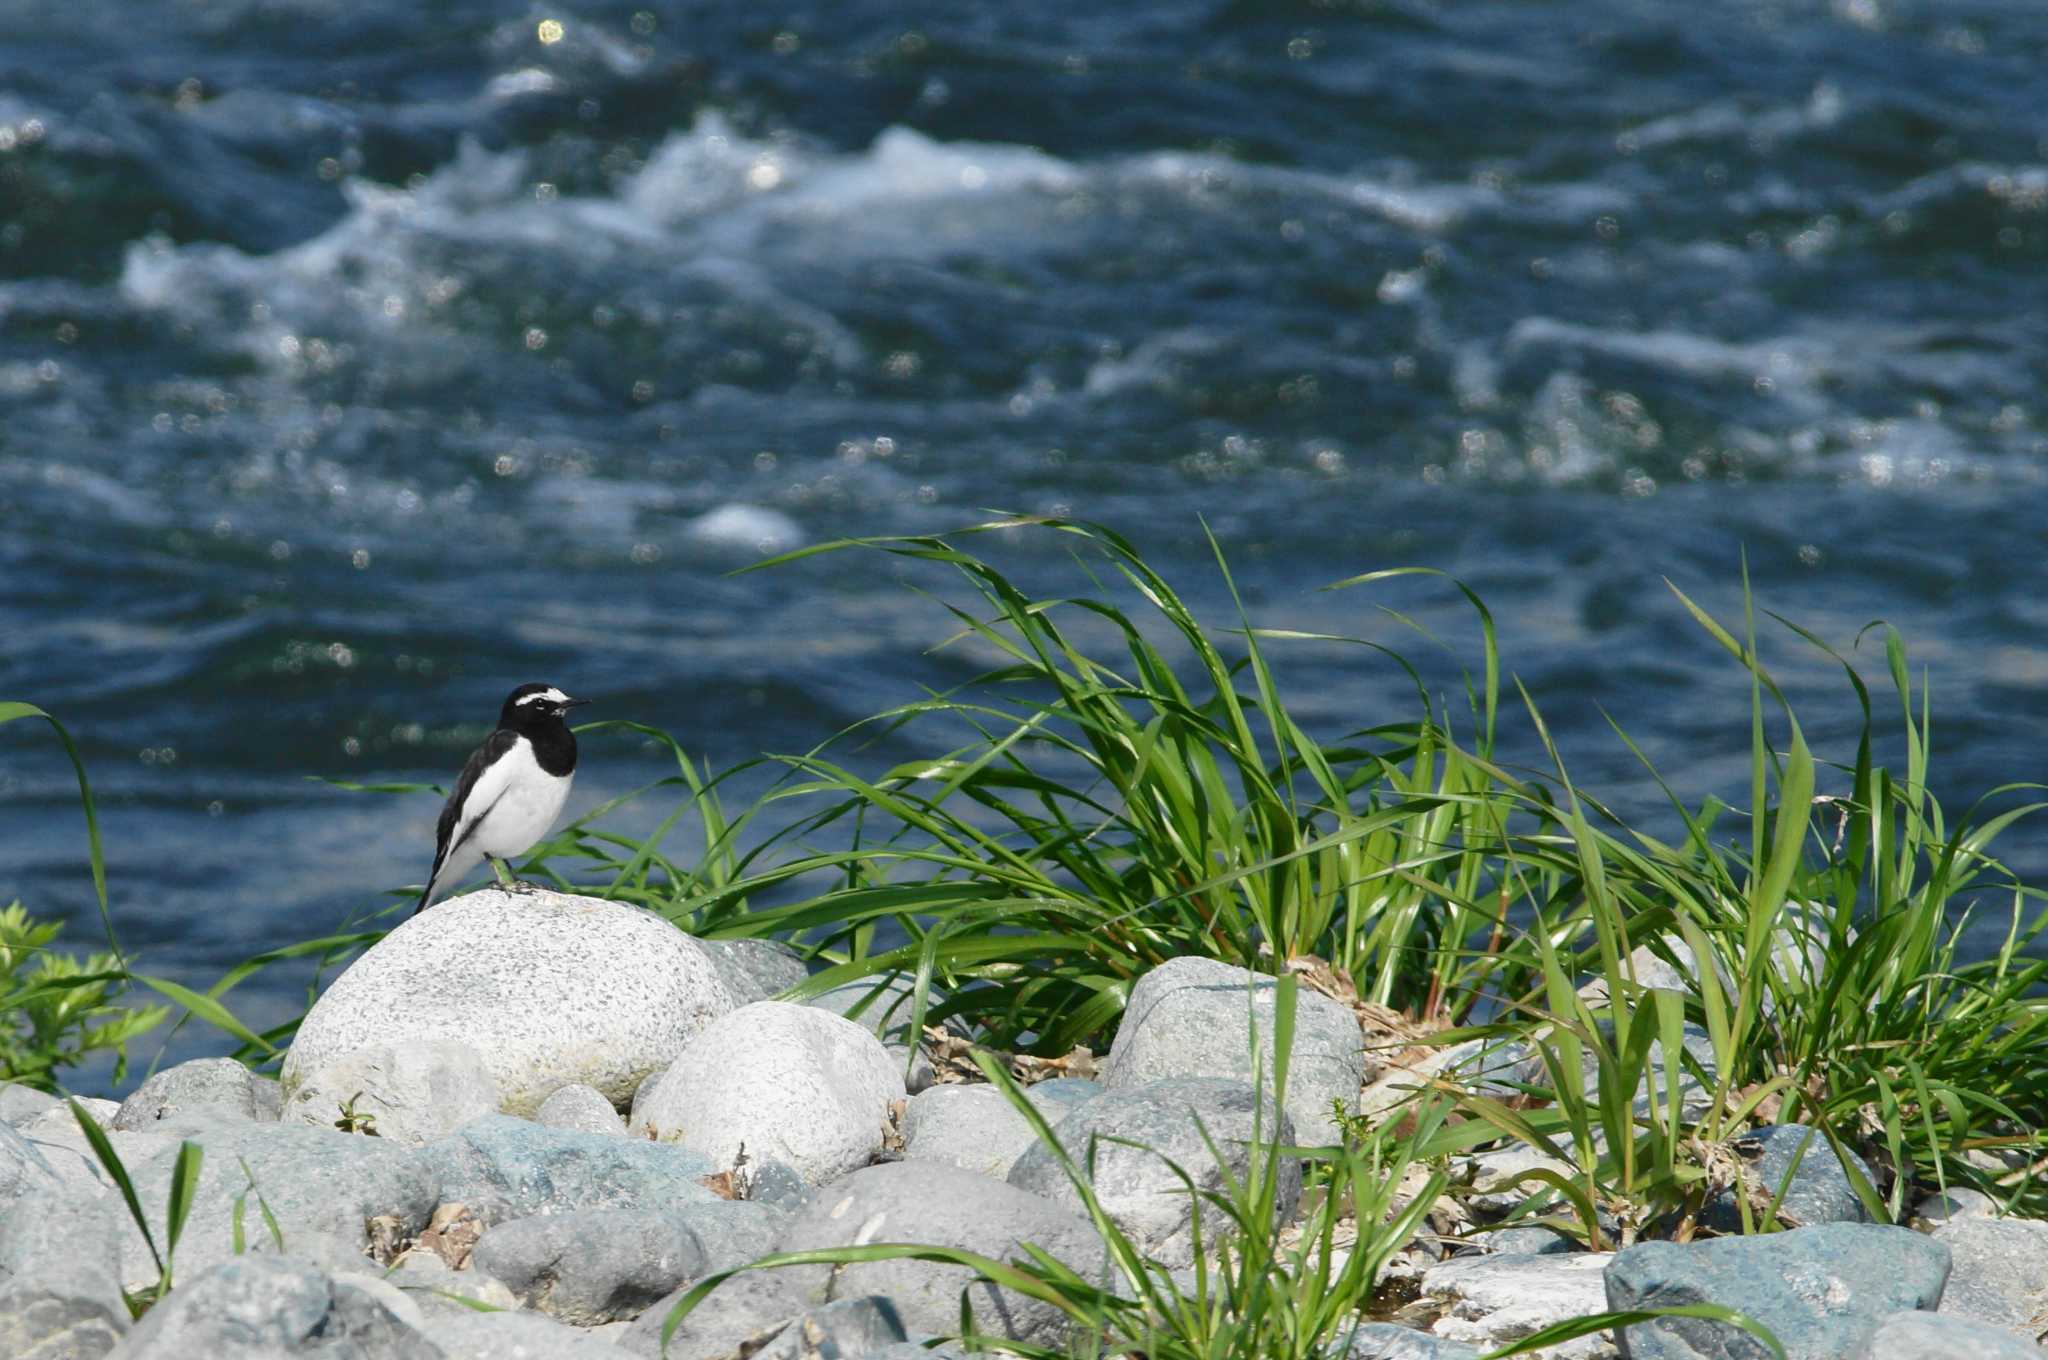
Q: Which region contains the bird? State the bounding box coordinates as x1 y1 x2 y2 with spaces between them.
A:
414 682 590 915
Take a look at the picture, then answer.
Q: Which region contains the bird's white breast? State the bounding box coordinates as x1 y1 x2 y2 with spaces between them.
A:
463 737 573 857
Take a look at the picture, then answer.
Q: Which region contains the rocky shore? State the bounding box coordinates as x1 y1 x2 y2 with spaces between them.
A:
2 889 2042 1359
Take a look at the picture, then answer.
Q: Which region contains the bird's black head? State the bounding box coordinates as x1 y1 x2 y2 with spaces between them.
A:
499 682 590 730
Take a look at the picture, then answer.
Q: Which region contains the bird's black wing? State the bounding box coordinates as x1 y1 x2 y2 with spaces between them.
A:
416 728 519 913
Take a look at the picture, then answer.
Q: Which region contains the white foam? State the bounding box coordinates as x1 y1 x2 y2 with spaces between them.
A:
685 503 803 554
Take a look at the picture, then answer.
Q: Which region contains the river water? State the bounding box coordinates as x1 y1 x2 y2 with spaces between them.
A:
3 0 2045 1088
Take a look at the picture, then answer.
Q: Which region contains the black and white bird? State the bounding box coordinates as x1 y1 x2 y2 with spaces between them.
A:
414 683 590 914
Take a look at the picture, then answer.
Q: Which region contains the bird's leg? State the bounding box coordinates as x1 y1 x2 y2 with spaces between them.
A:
489 856 545 895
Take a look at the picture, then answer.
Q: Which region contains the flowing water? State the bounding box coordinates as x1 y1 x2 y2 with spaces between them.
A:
3 0 2046 1087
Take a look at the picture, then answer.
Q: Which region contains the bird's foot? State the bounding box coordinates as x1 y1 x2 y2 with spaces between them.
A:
505 878 548 895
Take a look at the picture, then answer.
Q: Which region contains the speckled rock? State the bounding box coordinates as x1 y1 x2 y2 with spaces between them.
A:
535 1082 627 1137
1341 1323 1485 1359
700 938 811 1004
21 1122 178 1198
1860 1310 2042 1360
281 1040 500 1146
0 1184 132 1360
283 889 739 1115
635 1001 904 1185
772 1161 1107 1346
422 1309 620 1360
1008 1077 1301 1269
1422 1251 1615 1358
113 1058 264 1131
420 1114 718 1225
1928 1216 2048 1335
111 1123 442 1294
104 1255 439 1359
1103 955 1364 1143
1700 1124 1872 1232
1606 1223 1950 1360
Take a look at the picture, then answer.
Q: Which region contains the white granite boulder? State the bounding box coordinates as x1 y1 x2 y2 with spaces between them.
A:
1105 955 1364 1143
283 889 738 1115
635 1001 904 1185
281 1040 499 1146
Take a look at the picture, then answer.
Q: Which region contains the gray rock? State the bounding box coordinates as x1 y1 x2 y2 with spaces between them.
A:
1701 1125 1872 1233
251 1079 283 1122
0 1185 132 1360
1447 1023 1717 1121
1909 1187 1999 1230
0 1122 64 1205
104 1255 440 1359
886 1044 936 1095
534 1083 626 1137
421 1114 719 1226
421 1308 622 1360
903 1085 1039 1179
773 1161 1106 1346
619 1270 812 1360
1026 1077 1103 1112
0 1084 59 1128
753 1296 909 1360
1859 1309 2042 1359
470 1205 780 1326
113 1058 265 1131
630 1069 664 1131
281 1040 501 1147
1422 1250 1615 1358
804 975 945 1043
383 1252 518 1315
1340 1322 1485 1359
747 1159 812 1211
636 1001 905 1185
1605 1223 1951 1360
111 1122 442 1293
1929 1217 2048 1335
1007 1077 1301 1269
20 1122 178 1199
1103 956 1364 1143
1458 1141 1578 1217
701 938 811 1004
284 889 739 1115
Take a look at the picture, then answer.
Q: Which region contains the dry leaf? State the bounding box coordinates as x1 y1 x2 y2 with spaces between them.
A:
412 1201 483 1270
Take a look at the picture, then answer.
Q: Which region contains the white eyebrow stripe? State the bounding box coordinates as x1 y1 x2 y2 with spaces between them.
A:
515 689 567 706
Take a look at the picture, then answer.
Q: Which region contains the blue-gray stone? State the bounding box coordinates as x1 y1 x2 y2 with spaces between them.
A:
421 1114 719 1224
421 1308 620 1360
1606 1223 1950 1359
1700 1125 1872 1233
1860 1309 2042 1360
1026 1077 1103 1110
0 1084 59 1129
1340 1322 1485 1359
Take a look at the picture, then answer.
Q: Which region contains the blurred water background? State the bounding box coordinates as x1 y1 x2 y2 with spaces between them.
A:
3 0 2046 1090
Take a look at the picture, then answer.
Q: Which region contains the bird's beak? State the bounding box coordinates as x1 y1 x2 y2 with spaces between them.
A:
564 698 593 708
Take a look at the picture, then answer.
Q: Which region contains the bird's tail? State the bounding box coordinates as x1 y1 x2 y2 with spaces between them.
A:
413 858 445 916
